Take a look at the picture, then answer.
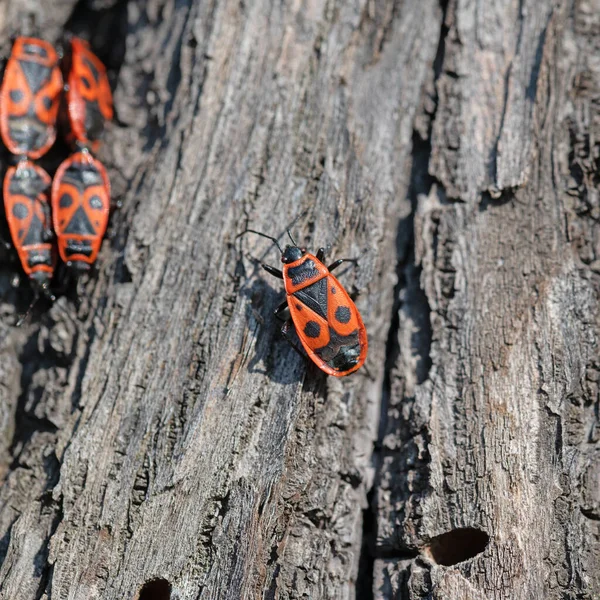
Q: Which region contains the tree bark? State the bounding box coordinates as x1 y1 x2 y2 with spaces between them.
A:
0 0 598 599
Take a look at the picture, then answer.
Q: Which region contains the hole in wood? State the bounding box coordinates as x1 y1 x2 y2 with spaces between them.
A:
136 578 171 600
424 527 489 566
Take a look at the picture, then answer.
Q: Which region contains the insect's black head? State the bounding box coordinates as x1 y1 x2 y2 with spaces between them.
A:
281 245 305 264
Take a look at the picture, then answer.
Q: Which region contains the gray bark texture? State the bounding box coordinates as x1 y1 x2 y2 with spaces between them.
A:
0 0 598 598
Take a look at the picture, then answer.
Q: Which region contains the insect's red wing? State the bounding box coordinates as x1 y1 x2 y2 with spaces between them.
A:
66 38 113 150
0 37 62 159
3 161 55 279
51 152 110 268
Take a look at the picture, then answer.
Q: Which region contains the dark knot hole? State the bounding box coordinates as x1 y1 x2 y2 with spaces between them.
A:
137 578 171 600
425 527 489 566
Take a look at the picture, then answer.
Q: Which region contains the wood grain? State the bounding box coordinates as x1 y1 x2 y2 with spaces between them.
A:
0 0 598 598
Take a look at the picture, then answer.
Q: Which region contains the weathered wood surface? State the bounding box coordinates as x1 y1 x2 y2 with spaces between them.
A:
0 0 598 598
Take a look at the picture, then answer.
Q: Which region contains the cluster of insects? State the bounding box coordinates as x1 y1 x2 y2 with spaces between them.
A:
0 37 365 377
0 35 112 305
239 228 368 377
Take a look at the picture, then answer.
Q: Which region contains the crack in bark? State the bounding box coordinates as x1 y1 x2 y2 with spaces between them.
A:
356 2 449 597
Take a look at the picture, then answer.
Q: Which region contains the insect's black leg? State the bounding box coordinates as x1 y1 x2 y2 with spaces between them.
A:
281 319 307 361
262 263 283 279
328 258 358 272
274 300 289 321
316 247 326 262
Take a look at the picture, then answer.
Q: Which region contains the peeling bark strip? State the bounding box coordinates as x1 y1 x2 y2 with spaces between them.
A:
0 0 598 599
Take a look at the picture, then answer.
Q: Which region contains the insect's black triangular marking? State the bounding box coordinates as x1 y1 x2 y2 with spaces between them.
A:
64 205 96 235
19 60 51 95
294 277 328 319
23 211 43 245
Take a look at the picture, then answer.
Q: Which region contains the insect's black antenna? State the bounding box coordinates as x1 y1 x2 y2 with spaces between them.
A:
237 229 284 253
285 208 309 247
16 294 39 327
287 229 298 246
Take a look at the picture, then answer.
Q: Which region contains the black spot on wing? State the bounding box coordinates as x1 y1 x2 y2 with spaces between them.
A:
89 195 103 210
288 259 319 286
304 321 321 338
60 193 73 208
335 306 351 324
9 89 23 102
293 278 328 319
13 203 28 219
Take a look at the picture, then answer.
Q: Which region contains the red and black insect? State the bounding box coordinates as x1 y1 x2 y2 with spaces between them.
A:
3 160 55 296
240 229 368 377
61 37 113 152
51 151 110 271
0 37 63 159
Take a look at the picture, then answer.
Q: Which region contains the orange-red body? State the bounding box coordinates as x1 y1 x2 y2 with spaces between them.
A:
64 37 112 151
3 161 55 284
282 253 367 376
51 151 110 269
0 37 63 159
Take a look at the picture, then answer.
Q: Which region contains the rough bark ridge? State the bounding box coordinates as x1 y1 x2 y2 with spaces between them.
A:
0 0 598 599
372 0 600 598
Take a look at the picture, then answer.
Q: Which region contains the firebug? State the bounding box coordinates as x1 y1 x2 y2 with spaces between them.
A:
51 150 110 271
3 160 55 296
239 229 368 376
62 37 113 152
0 37 63 159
